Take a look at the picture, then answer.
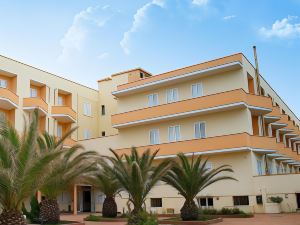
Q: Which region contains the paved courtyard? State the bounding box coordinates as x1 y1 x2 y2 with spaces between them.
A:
61 213 300 225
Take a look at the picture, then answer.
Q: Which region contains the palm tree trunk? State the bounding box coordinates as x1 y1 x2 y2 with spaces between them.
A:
102 196 117 218
180 199 198 221
0 209 26 225
39 198 60 223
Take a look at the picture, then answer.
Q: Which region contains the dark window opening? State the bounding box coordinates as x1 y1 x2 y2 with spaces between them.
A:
233 196 249 206
151 198 162 207
140 72 144 79
101 131 106 137
198 197 214 207
256 195 263 204
101 105 105 115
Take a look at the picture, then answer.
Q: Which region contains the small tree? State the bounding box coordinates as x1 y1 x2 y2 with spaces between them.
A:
163 153 236 221
102 147 172 224
0 110 62 225
37 130 98 224
88 167 121 218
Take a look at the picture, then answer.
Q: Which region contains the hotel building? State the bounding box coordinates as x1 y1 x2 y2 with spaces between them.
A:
1 53 300 214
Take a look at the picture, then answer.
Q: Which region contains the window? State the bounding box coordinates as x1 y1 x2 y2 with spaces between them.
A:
83 129 91 139
57 96 63 106
191 83 203 98
101 105 105 115
57 125 62 138
276 164 281 174
0 79 7 88
30 88 37 98
194 122 206 139
101 131 106 137
150 198 162 207
197 197 213 208
148 93 158 107
268 163 273 175
256 195 263 204
233 196 249 206
0 111 5 121
149 129 160 145
256 159 263 175
83 103 92 116
140 72 144 79
166 88 179 103
168 125 181 142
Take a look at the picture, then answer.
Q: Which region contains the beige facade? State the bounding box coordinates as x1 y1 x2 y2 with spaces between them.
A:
1 53 300 215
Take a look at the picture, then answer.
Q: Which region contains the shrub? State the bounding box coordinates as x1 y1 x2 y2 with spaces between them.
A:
270 196 283 204
220 208 232 215
84 215 102 221
220 208 245 215
127 211 158 225
21 196 40 223
199 208 218 215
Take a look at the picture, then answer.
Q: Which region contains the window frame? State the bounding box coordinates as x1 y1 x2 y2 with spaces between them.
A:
57 125 63 138
256 159 263 176
83 129 91 139
0 79 7 88
149 128 160 145
197 197 214 208
150 198 162 208
57 96 63 106
83 102 92 116
30 88 38 98
233 196 249 206
168 125 181 142
166 88 179 103
194 121 206 139
148 93 159 107
191 83 203 98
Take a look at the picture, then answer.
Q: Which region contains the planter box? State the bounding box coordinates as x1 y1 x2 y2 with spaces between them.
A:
265 203 281 213
158 218 223 225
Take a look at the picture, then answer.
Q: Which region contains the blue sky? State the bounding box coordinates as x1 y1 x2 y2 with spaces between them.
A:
0 0 300 117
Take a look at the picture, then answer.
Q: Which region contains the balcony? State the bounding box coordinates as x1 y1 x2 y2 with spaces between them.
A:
0 88 19 109
113 54 243 97
115 133 300 161
112 89 273 129
51 106 76 123
23 97 48 116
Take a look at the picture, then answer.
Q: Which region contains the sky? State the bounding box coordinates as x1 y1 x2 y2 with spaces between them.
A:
0 0 300 117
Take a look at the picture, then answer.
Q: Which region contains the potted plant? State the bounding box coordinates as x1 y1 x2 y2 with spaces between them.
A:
265 196 283 213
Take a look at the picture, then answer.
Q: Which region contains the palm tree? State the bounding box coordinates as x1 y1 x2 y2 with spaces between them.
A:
163 153 236 221
37 130 98 224
102 147 171 224
0 110 63 225
88 167 121 218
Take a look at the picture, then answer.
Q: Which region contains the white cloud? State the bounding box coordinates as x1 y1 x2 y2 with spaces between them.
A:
260 16 300 39
97 52 109 60
223 15 236 20
120 0 165 55
192 0 209 6
58 5 112 62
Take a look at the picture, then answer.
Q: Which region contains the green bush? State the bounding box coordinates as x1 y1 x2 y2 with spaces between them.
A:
127 211 158 225
220 208 232 215
220 208 245 215
84 215 102 221
270 196 283 204
199 208 218 215
22 196 40 223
